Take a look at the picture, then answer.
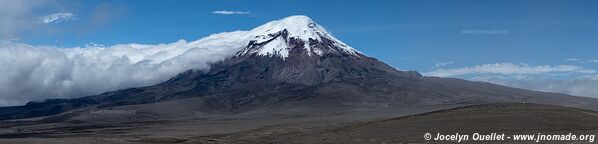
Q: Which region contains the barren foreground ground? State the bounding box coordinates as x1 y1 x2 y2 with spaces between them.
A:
1 103 597 144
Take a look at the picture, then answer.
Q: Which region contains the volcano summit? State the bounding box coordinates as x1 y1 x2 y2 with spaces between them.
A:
237 15 358 58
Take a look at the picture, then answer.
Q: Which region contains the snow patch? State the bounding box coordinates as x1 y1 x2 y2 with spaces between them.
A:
257 35 289 58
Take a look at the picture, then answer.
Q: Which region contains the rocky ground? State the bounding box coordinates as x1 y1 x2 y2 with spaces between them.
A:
1 103 597 144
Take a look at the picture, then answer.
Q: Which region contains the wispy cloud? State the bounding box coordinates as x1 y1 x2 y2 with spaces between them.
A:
432 61 453 68
566 58 580 61
589 59 598 63
424 63 595 77
0 0 46 39
473 75 598 98
212 10 251 15
39 12 74 24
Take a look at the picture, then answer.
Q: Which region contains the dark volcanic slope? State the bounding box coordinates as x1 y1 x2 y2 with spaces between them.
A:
203 103 598 144
3 46 598 121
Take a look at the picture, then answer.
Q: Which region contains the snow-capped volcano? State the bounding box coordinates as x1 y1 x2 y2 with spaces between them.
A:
183 15 358 60
3 15 598 122
236 15 359 58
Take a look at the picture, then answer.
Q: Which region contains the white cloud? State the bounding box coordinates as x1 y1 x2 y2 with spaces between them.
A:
566 58 580 61
426 62 598 98
0 0 46 39
0 30 251 106
424 63 594 77
589 59 598 63
432 61 453 68
212 10 251 15
473 75 598 98
39 12 74 24
0 1 123 39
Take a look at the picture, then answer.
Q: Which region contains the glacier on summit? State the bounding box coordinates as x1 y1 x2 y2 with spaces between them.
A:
240 15 359 58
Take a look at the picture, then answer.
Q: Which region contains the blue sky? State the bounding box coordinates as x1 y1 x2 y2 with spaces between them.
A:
2 0 598 100
15 0 598 71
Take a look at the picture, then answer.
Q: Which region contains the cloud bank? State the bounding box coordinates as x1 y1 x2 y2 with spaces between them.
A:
472 75 598 98
212 10 251 15
425 63 598 98
424 63 595 77
0 31 251 106
39 12 74 24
